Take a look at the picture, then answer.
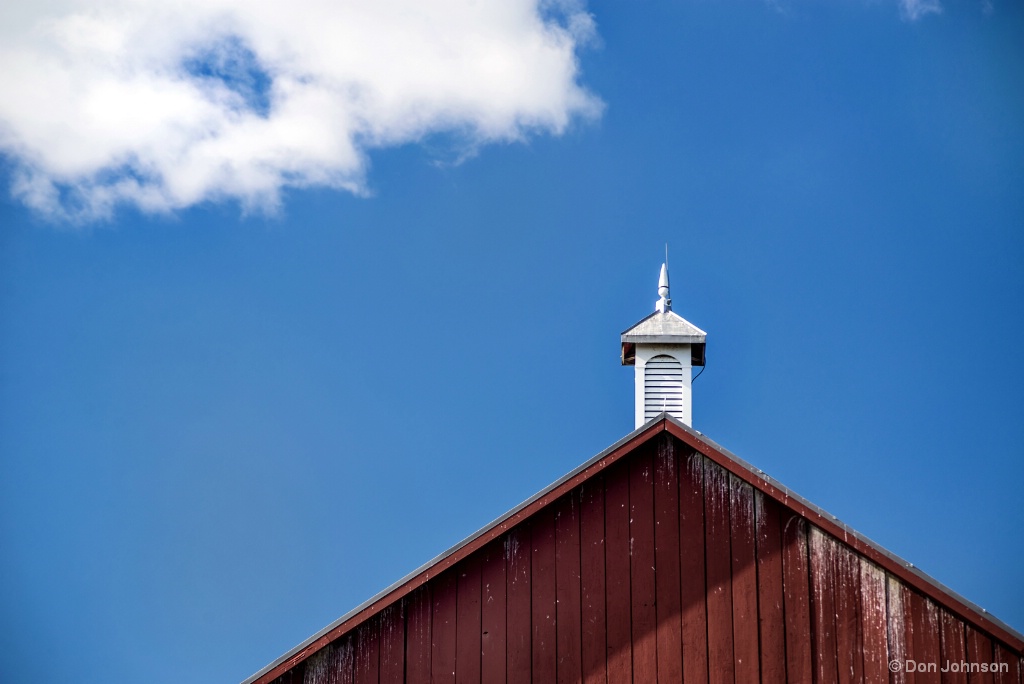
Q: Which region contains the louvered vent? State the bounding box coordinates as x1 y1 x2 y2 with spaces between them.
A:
644 354 684 421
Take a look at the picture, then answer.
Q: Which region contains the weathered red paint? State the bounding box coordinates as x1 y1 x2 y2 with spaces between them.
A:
653 439 682 684
730 474 759 684
530 507 557 682
603 460 632 684
479 541 506 684
629 450 657 683
254 420 1023 684
579 478 606 684
755 493 786 682
455 556 481 684
404 588 430 684
940 609 967 684
703 458 734 684
505 528 531 684
554 494 581 684
782 513 813 683
679 449 709 684
431 570 457 684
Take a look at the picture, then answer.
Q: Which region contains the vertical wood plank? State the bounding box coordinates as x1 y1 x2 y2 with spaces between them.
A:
966 626 994 684
481 540 507 684
654 436 683 684
338 638 356 684
755 492 786 683
457 556 482 684
704 458 734 684
378 604 404 684
939 610 966 684
730 474 759 684
911 593 942 684
810 527 839 684
303 638 354 684
630 448 658 683
680 451 709 684
555 493 583 684
405 588 432 684
354 620 380 684
432 570 458 684
835 544 864 684
992 644 1021 684
888 576 916 684
506 529 532 684
580 477 607 684
605 460 633 684
532 506 558 683
861 560 890 684
782 514 812 684
302 644 331 684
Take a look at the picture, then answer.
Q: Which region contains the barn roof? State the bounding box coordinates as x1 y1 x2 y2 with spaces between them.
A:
243 414 1023 683
620 311 707 366
620 310 707 344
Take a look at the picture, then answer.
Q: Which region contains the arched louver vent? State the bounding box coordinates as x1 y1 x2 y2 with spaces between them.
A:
644 354 684 422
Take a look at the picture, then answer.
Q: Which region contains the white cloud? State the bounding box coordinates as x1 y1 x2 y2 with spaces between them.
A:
0 0 602 221
899 0 942 20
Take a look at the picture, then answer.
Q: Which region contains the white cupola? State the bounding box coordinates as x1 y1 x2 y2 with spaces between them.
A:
621 262 707 428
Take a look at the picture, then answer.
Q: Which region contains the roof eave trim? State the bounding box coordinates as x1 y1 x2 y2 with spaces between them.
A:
620 334 707 344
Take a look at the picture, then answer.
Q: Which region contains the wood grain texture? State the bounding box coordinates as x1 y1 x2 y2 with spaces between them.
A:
939 609 967 684
506 529 532 684
654 436 683 684
405 589 431 684
992 644 1021 684
431 570 457 684
532 506 557 684
580 478 607 684
703 458 734 684
555 493 583 684
911 592 942 684
456 556 481 684
605 460 633 684
966 626 995 684
861 561 890 683
378 605 404 684
835 544 864 684
354 619 380 684
730 474 759 684
480 540 507 684
630 448 658 684
782 514 812 684
810 527 839 684
680 450 709 684
755 492 786 683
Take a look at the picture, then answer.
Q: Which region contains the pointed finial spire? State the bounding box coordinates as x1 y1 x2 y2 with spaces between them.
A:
656 261 671 313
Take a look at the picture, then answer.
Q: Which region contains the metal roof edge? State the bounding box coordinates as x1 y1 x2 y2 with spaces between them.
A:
619 310 660 336
659 414 1024 649
622 334 707 344
620 310 708 340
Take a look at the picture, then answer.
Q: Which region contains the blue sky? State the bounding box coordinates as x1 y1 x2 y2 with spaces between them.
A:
1 1 1022 682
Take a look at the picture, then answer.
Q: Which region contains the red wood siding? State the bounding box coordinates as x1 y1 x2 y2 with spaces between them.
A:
264 431 1023 684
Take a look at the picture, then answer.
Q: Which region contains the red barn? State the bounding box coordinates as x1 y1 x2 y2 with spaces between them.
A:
244 267 1023 684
